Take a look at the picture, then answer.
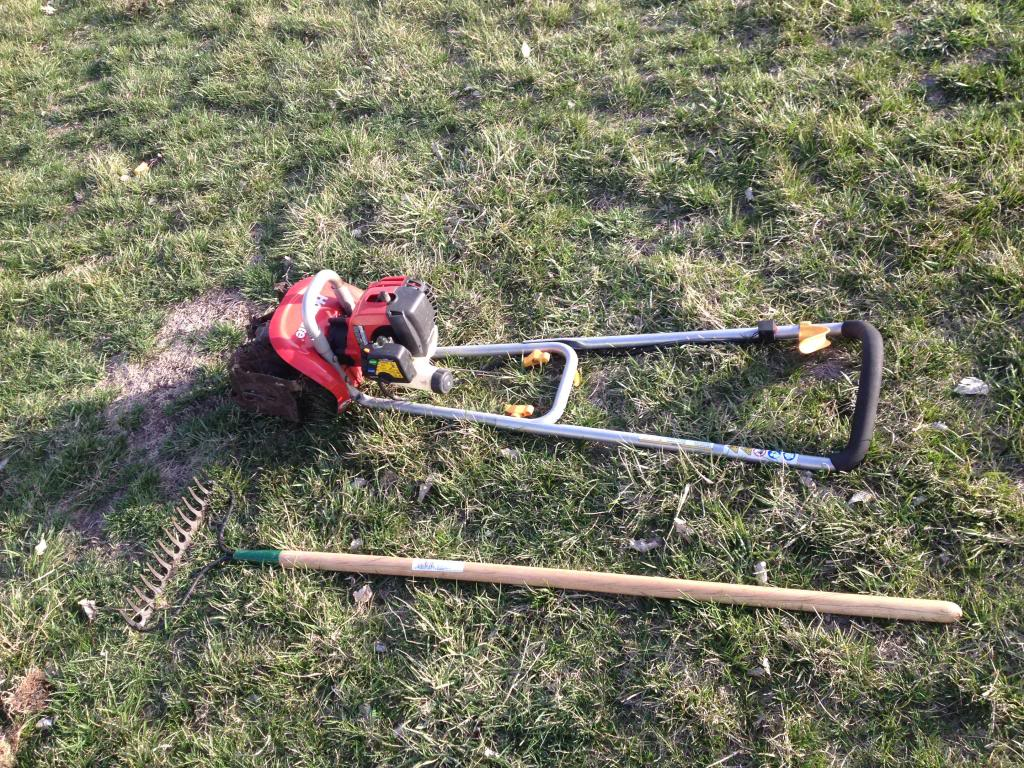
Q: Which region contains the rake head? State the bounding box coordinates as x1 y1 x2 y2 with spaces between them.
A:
122 478 213 631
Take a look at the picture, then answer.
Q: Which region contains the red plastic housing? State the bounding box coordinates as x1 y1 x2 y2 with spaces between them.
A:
268 275 410 409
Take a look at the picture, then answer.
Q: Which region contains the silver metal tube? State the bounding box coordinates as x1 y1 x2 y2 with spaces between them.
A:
526 323 844 351
349 330 840 471
389 341 577 425
355 393 834 470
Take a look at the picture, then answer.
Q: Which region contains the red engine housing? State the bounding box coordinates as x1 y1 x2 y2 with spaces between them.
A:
268 275 410 408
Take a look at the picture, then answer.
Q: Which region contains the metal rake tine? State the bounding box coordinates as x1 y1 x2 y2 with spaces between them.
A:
182 497 203 516
146 562 167 581
188 484 209 507
118 478 221 632
158 539 179 559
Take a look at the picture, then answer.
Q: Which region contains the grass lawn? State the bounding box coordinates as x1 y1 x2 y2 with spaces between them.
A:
2 0 1023 763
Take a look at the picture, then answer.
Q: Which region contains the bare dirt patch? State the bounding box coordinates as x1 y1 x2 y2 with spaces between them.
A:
73 290 261 530
105 290 257 414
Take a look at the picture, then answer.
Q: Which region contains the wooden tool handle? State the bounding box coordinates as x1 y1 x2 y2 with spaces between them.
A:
271 550 962 623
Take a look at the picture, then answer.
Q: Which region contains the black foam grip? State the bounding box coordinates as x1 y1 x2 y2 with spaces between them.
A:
828 320 883 471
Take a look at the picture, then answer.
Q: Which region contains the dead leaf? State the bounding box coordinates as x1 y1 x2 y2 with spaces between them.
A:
77 599 98 623
133 161 149 176
671 517 695 542
353 584 374 608
954 377 989 396
628 537 662 554
748 657 771 678
848 490 874 505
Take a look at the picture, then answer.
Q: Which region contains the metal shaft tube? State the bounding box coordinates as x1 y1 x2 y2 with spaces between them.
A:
353 334 838 471
527 323 843 351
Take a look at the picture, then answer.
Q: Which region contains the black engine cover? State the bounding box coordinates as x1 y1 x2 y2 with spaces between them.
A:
385 285 436 356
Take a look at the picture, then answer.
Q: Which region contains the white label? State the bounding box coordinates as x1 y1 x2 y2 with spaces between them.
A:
411 559 465 574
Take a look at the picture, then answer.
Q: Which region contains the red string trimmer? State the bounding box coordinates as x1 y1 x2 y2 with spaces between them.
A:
231 271 882 471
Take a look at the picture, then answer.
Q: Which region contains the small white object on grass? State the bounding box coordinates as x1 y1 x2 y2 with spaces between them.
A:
753 561 768 584
628 537 662 553
35 536 47 556
41 2 56 13
349 537 363 552
521 41 532 59
78 599 98 623
744 186 754 202
416 480 433 503
35 716 54 731
353 584 374 607
848 490 874 505
954 377 989 396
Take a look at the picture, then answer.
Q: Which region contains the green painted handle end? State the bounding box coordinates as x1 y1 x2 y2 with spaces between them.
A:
232 549 282 564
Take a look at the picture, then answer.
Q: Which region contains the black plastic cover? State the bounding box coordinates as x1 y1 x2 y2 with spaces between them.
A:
386 285 436 356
